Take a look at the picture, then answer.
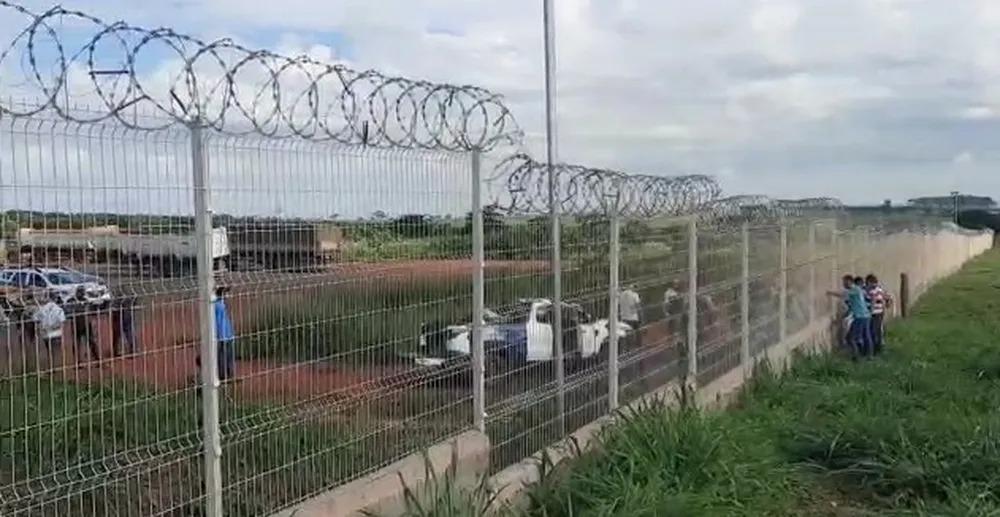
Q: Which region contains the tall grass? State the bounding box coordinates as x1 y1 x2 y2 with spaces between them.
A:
522 250 1000 516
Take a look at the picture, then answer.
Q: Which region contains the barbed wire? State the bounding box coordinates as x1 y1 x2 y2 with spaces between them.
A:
773 197 843 215
0 1 521 151
698 195 843 226
489 153 722 217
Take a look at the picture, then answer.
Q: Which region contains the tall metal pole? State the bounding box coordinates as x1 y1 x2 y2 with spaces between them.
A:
607 208 620 412
951 191 960 225
778 222 788 341
191 124 222 517
543 0 565 434
808 221 817 325
830 221 839 316
740 222 750 377
470 151 486 433
686 218 698 397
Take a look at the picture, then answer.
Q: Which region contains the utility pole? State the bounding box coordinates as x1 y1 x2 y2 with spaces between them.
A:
951 191 960 225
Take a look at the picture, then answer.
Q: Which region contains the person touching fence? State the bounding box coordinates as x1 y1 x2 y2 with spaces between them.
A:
828 274 873 359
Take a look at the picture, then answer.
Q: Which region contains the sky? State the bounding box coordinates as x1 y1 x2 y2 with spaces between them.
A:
4 0 1000 208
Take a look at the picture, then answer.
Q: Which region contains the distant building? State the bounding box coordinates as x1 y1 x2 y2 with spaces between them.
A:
907 195 996 211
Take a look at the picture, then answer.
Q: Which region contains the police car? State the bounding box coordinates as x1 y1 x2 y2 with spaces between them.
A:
412 298 635 370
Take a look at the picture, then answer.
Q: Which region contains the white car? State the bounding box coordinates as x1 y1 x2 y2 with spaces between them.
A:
413 298 634 368
0 267 112 305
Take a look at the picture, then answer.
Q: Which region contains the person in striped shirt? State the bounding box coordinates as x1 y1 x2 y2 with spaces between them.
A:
865 274 891 355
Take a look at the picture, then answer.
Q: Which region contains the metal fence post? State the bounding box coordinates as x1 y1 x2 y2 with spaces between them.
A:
686 218 698 396
543 0 565 435
607 209 620 412
808 221 817 325
470 151 486 433
830 222 839 316
740 222 750 377
779 221 788 341
191 124 222 517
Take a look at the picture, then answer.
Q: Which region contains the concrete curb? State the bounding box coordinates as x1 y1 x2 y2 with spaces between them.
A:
271 430 490 517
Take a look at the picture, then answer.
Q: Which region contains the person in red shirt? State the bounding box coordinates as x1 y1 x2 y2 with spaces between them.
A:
865 274 892 355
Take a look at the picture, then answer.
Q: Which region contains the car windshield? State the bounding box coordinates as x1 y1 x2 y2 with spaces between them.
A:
44 271 91 285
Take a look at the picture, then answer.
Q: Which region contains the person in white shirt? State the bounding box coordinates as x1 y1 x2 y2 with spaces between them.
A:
618 285 642 347
619 285 642 330
32 293 66 368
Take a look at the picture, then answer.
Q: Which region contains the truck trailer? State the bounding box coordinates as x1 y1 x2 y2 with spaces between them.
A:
8 226 230 276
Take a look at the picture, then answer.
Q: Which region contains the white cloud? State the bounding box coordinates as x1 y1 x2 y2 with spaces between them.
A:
953 151 975 165
6 0 1000 204
727 74 894 121
958 106 998 120
750 0 801 66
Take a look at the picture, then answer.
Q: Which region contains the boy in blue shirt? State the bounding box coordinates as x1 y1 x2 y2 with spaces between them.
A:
214 286 236 382
829 274 873 359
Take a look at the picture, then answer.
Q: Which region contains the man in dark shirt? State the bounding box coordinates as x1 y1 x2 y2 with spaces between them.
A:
68 287 100 364
111 295 139 356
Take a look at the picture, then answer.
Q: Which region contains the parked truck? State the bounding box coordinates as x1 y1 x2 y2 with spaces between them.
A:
7 226 230 276
226 221 345 270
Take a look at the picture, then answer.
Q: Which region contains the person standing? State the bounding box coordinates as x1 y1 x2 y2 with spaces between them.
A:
865 274 891 355
214 286 236 382
68 287 100 364
32 293 66 369
619 284 642 331
111 295 139 356
663 281 683 345
828 275 873 359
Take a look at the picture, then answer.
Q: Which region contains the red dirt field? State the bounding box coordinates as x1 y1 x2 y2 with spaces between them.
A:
3 259 544 405
327 259 548 280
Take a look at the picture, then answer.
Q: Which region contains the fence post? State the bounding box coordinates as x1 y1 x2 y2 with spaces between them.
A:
900 273 910 318
607 209 620 412
808 221 817 325
686 218 698 398
470 151 486 433
740 222 750 377
543 0 565 435
191 124 222 517
779 221 788 342
830 221 839 316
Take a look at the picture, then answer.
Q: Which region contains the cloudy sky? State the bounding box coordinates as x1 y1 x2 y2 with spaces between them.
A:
6 0 1000 206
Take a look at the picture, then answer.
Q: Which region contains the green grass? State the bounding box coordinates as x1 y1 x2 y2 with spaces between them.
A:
521 249 1000 516
0 375 468 516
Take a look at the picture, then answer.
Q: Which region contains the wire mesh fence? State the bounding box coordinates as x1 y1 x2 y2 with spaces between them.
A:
0 108 993 516
0 2 996 516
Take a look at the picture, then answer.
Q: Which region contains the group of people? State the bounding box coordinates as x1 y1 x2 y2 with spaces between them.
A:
2 288 138 368
619 272 893 361
3 282 238 381
829 274 891 359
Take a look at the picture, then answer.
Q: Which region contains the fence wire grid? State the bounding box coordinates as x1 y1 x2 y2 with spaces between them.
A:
0 2 996 517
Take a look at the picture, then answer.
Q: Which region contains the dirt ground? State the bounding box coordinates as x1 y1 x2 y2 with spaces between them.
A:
1 259 547 405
